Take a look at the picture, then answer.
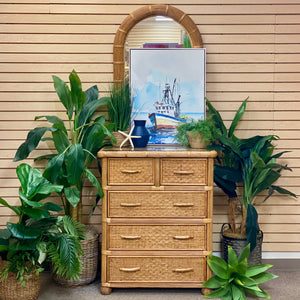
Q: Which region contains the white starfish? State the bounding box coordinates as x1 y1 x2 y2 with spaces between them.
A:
118 126 141 149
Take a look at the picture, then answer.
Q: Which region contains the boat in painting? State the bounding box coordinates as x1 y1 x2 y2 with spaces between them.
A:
148 79 186 131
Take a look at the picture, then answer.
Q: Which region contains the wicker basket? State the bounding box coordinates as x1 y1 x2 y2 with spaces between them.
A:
187 132 209 149
53 225 99 287
112 131 130 148
221 223 263 265
0 259 40 300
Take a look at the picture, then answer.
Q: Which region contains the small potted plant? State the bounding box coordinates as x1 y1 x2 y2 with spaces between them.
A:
206 97 296 263
202 244 277 299
0 163 85 300
106 81 132 147
175 117 219 148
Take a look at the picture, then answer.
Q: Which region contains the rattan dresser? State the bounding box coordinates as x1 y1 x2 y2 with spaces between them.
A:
97 146 217 295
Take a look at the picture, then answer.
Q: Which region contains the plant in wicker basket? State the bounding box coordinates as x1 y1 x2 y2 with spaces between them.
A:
206 97 296 255
203 244 277 299
0 164 85 300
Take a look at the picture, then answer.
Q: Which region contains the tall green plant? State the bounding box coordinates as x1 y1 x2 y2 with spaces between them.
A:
106 82 132 132
13 70 115 220
206 97 296 250
203 244 277 299
0 164 85 285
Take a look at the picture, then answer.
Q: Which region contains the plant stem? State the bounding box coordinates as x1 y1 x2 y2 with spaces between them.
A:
228 197 236 233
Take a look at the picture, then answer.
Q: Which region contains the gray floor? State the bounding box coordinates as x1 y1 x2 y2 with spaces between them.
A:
38 260 300 300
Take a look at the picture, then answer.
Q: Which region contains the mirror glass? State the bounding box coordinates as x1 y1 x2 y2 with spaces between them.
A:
125 16 187 77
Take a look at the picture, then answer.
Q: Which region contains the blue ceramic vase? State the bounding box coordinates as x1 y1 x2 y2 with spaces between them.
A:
132 120 150 148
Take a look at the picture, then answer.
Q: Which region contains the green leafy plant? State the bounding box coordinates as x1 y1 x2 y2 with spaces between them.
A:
0 163 85 286
182 33 192 48
206 97 296 249
203 244 277 299
106 82 132 132
13 70 115 221
175 117 219 147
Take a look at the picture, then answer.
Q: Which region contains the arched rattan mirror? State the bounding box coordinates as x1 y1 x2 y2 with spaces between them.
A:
113 4 203 82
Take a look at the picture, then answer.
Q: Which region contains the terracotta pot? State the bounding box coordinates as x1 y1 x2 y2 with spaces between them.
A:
187 131 208 149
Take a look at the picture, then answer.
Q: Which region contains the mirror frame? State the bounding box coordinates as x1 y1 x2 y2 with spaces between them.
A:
113 4 203 82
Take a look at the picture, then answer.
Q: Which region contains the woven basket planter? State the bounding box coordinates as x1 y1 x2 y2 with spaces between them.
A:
221 223 263 266
112 131 130 148
53 225 99 287
0 259 40 300
187 132 208 149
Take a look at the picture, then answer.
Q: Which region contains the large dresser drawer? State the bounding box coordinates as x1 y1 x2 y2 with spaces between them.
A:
161 159 207 185
108 256 206 283
108 191 207 218
107 158 154 185
108 224 206 250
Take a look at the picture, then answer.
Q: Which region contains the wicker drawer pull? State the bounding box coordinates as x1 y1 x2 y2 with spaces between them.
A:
173 268 194 273
120 235 141 240
173 203 194 207
173 235 194 240
119 267 141 272
120 202 142 207
121 169 141 174
173 171 194 175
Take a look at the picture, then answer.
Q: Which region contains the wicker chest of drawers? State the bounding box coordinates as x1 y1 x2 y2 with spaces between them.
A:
97 147 217 295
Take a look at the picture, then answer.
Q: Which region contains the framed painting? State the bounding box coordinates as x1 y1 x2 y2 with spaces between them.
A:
130 48 206 145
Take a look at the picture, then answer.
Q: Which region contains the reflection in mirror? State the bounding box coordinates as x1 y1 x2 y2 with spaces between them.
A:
125 16 188 78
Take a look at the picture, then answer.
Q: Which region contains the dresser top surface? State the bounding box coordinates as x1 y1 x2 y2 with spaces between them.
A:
97 146 217 158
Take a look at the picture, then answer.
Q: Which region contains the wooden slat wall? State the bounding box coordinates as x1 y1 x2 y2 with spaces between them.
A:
0 0 299 255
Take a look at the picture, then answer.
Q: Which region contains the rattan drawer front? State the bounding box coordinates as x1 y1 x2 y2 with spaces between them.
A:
109 225 205 250
108 158 154 185
108 256 206 283
108 191 207 218
161 159 207 185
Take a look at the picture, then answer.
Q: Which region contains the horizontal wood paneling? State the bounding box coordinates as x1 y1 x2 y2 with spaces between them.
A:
0 0 299 254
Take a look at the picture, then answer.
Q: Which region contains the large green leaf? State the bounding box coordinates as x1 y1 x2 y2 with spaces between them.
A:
207 255 229 279
52 123 69 153
250 271 278 284
245 264 273 277
52 75 73 120
43 154 65 183
238 244 250 263
244 287 270 299
7 222 41 239
228 245 238 267
205 97 227 136
16 163 44 198
64 186 80 207
203 285 230 299
13 127 56 161
252 169 280 197
22 207 50 219
228 97 248 137
65 144 84 186
246 204 260 251
69 69 86 114
42 202 63 212
202 275 227 289
35 181 64 196
35 115 64 126
0 197 20 216
18 189 44 207
84 168 104 198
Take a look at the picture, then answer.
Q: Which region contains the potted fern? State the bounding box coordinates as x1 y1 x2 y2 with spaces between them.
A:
175 117 218 148
0 164 84 300
206 97 296 263
13 70 115 286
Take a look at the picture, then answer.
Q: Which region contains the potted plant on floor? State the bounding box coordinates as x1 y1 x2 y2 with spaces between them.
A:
105 81 132 147
202 244 277 299
175 117 219 149
206 97 296 263
0 164 85 300
13 70 115 286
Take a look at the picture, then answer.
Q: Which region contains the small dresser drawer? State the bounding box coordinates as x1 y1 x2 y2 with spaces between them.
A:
108 256 206 283
108 158 154 185
161 159 207 185
108 191 207 218
108 224 206 250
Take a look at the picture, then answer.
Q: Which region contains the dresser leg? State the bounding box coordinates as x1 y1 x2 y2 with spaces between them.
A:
101 286 112 295
201 288 211 295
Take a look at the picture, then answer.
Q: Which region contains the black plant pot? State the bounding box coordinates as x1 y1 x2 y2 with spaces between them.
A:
221 223 263 265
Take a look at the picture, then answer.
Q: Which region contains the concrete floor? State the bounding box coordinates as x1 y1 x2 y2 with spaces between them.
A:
38 260 300 300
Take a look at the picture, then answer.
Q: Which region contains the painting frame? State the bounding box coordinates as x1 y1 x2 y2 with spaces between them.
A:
130 48 206 145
